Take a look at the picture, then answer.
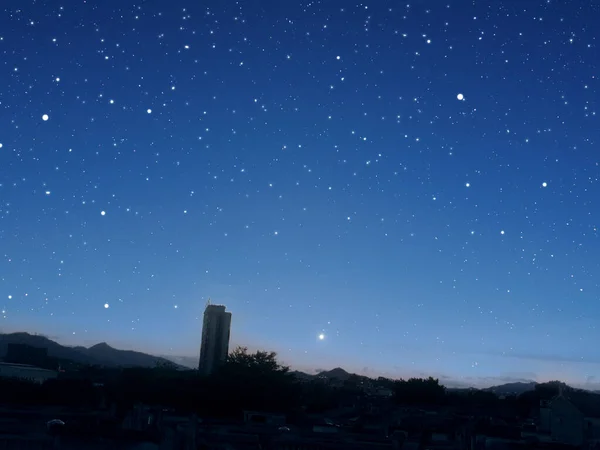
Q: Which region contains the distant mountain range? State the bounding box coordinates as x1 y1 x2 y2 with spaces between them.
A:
0 333 549 396
0 332 183 369
483 381 538 396
292 367 363 382
292 367 540 396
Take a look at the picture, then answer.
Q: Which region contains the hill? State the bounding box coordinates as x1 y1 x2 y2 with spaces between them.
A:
318 367 353 381
291 367 371 383
290 370 316 380
483 381 538 396
0 332 99 365
0 332 182 369
292 367 541 395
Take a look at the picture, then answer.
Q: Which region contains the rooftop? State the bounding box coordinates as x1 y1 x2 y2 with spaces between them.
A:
0 362 57 373
204 304 230 314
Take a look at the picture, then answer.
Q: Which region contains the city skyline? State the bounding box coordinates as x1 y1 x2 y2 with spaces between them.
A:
1 1 599 389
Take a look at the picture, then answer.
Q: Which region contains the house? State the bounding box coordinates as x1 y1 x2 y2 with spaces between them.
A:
539 388 600 447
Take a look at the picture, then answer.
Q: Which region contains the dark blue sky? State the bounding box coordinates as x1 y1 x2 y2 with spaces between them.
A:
1 0 599 387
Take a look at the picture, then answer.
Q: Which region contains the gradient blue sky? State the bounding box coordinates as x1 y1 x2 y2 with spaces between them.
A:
1 0 599 388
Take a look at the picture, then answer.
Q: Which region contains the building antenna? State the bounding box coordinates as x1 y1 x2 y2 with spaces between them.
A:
206 297 211 308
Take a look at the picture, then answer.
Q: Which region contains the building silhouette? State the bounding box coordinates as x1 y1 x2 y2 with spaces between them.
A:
198 301 232 376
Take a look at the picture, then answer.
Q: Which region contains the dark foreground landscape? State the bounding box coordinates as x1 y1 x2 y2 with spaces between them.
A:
0 333 598 449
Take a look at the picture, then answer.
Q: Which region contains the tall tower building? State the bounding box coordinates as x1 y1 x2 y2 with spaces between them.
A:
198 301 232 376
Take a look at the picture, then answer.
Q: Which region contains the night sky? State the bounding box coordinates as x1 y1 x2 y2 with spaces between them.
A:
1 0 599 388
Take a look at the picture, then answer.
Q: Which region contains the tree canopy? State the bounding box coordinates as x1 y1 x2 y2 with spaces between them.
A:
393 377 446 405
220 346 290 375
207 346 299 415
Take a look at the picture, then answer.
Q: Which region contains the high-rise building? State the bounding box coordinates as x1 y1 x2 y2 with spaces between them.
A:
198 301 232 376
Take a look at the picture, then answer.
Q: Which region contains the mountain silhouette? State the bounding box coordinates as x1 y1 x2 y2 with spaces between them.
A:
0 333 576 394
86 341 178 368
318 367 352 380
289 370 316 380
293 368 543 394
0 332 97 365
0 332 181 369
290 367 362 382
483 381 538 396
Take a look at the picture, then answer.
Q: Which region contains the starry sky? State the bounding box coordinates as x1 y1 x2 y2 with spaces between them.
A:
1 0 599 388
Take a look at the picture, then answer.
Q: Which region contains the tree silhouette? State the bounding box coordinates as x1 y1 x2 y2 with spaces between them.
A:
393 377 446 405
534 380 564 398
208 346 299 416
222 346 289 375
376 376 395 390
85 347 301 419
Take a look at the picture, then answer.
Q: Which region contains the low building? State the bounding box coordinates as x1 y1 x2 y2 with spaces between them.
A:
0 362 57 384
539 389 600 448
